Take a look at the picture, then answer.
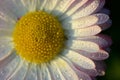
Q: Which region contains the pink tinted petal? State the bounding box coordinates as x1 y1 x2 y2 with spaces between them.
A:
66 25 101 37
76 50 109 60
99 8 110 15
74 63 98 77
99 19 112 30
94 61 106 76
62 13 109 29
75 70 92 80
62 56 92 80
95 0 105 12
76 35 112 48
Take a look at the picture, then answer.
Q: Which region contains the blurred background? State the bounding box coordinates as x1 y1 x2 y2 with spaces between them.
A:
98 0 120 80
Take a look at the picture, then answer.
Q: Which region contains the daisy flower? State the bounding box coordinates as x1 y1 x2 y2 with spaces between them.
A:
0 0 111 80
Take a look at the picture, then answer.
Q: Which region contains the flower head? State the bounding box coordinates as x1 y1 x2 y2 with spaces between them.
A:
0 0 111 80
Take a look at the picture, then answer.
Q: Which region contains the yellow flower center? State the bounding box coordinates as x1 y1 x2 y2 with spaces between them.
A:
13 11 65 64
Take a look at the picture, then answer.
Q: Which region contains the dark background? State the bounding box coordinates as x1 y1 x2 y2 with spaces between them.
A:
98 0 120 80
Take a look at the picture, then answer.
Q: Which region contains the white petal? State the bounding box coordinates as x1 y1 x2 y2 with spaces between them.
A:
0 18 14 30
36 0 48 10
71 0 101 19
0 29 13 37
0 37 13 59
66 25 101 37
0 0 26 22
60 0 88 20
66 40 100 52
8 0 27 18
0 50 16 69
76 50 109 60
0 11 16 24
0 55 20 80
48 62 66 80
52 0 75 16
76 35 112 48
53 58 79 80
62 49 95 69
62 13 109 29
23 64 37 80
21 0 38 12
7 60 29 80
37 64 52 80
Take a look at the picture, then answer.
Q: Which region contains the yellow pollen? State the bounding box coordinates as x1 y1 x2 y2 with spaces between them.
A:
13 11 65 63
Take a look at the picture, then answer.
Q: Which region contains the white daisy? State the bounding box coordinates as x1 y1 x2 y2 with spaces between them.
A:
0 0 111 80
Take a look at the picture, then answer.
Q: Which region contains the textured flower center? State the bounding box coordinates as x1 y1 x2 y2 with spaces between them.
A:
13 11 65 63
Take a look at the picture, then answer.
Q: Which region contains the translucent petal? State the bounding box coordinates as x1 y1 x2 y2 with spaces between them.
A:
53 58 79 80
22 64 38 80
7 60 29 80
62 49 95 69
66 40 100 52
37 64 52 80
0 51 18 79
0 37 13 59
